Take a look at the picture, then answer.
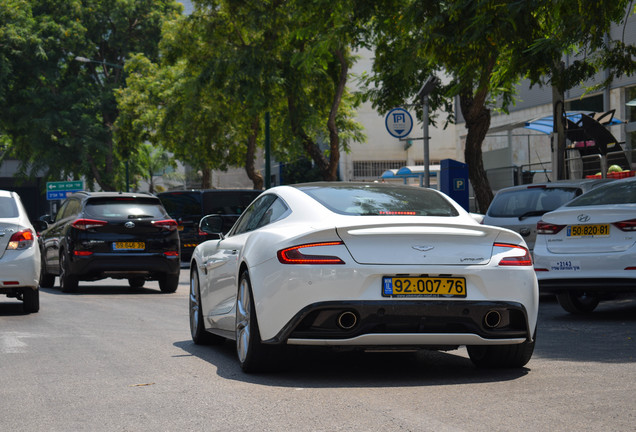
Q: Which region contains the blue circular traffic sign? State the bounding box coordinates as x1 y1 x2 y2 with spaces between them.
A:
385 107 413 139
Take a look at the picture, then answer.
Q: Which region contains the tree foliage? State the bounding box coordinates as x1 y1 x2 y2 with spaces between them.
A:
0 0 181 191
116 0 366 188
364 0 634 211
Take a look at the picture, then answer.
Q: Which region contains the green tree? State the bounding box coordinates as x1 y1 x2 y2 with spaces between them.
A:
0 0 181 191
365 0 634 212
117 0 365 188
522 1 636 180
134 142 175 193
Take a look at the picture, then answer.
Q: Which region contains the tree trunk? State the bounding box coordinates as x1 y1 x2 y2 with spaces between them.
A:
324 48 348 181
286 92 330 178
201 169 212 189
459 93 494 214
245 117 264 190
552 61 567 180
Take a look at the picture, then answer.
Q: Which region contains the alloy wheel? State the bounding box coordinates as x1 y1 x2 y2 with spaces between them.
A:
236 277 251 364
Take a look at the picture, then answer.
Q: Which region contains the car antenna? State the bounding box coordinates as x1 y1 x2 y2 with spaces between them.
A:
535 149 551 182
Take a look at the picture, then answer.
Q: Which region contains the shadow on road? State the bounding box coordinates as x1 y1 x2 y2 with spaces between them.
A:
534 296 636 364
173 339 530 388
38 285 166 296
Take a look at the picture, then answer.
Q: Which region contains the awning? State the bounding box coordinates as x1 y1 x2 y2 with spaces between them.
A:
396 165 440 177
524 111 623 135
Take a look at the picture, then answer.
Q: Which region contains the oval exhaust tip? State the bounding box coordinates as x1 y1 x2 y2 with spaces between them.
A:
337 311 358 330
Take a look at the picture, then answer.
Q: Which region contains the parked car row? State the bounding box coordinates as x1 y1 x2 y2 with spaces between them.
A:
484 176 636 314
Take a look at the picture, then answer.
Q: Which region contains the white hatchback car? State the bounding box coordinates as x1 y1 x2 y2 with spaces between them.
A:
534 176 636 313
189 182 538 372
0 190 41 313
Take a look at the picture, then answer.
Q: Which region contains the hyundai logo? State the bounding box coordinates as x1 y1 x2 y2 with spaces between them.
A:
412 245 434 252
124 221 135 228
577 214 590 223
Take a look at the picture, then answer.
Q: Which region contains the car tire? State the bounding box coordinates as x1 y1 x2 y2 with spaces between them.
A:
22 288 40 313
556 291 599 314
235 270 284 373
467 330 536 369
39 255 55 288
189 269 225 345
159 274 179 293
59 251 78 293
128 277 145 289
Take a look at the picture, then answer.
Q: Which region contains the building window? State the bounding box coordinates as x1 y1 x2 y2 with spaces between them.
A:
414 160 441 166
566 94 603 112
352 160 406 178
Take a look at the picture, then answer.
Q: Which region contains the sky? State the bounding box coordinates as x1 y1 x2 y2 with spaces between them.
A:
178 1 193 15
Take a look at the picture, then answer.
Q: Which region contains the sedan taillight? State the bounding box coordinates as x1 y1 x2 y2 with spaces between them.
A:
613 218 636 232
72 219 108 230
277 241 346 265
536 221 566 235
493 242 532 266
152 219 178 231
6 229 35 250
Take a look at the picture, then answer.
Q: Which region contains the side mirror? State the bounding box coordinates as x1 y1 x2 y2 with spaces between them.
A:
32 220 49 234
199 214 225 237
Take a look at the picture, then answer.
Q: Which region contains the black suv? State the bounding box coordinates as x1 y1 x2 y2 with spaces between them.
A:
38 192 180 293
157 189 261 261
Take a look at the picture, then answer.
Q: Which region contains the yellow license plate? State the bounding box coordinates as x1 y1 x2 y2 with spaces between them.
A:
382 276 466 297
113 241 145 250
567 224 610 237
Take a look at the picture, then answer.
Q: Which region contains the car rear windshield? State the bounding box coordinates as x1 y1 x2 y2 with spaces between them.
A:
298 184 459 216
0 197 19 218
566 179 636 206
487 187 580 218
158 191 260 219
84 197 167 219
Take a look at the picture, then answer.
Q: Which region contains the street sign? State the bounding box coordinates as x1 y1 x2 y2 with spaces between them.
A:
46 181 84 200
385 107 413 139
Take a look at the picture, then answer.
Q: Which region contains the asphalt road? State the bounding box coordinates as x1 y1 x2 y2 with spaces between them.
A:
1 269 635 432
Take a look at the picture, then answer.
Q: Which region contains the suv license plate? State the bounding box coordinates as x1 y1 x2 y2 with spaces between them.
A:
382 276 466 298
113 242 145 250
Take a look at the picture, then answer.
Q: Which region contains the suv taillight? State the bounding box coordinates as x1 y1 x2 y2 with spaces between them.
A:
6 229 35 250
152 219 178 231
72 219 108 230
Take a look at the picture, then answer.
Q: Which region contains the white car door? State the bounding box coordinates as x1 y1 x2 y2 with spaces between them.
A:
200 194 279 331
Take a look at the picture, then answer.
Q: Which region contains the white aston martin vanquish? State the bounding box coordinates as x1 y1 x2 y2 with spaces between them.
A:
189 182 539 372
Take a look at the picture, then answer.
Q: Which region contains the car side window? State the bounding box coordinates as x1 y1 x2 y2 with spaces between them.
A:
54 201 70 222
231 195 281 236
254 197 289 230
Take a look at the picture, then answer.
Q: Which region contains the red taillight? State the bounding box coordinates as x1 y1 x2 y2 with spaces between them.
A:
72 219 108 230
152 219 178 231
163 251 179 257
613 219 636 232
7 229 35 250
494 242 533 266
536 221 566 235
73 250 93 256
277 241 346 265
